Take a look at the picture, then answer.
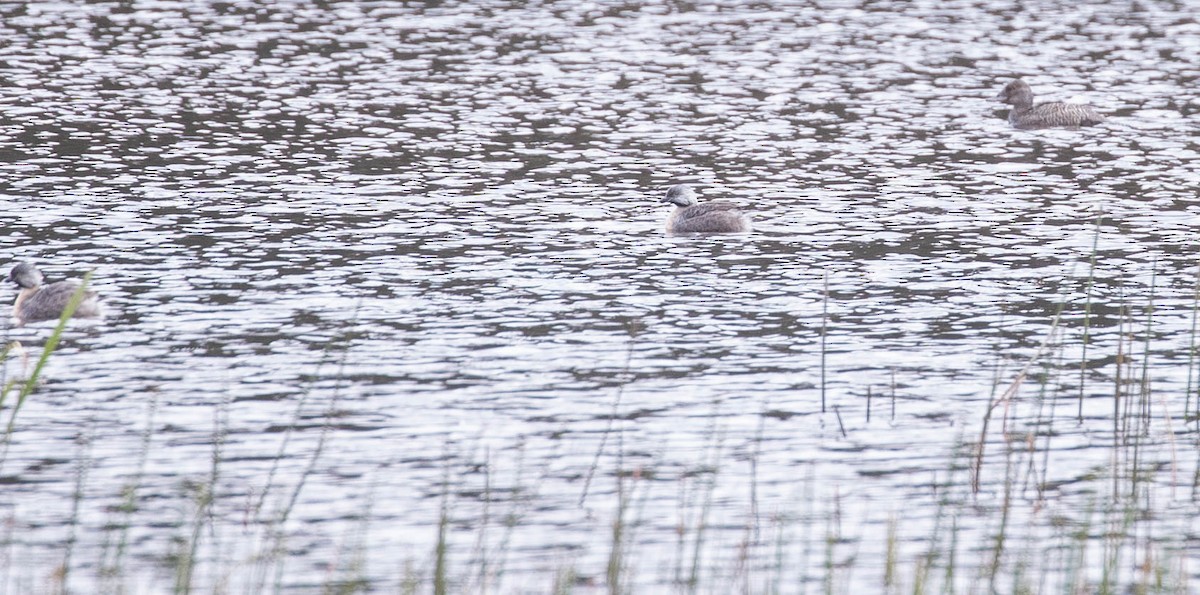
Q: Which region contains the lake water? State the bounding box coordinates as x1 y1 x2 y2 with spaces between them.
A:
2 0 1200 593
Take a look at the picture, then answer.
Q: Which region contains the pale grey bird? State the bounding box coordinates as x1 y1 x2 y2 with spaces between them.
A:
994 79 1105 130
661 185 751 234
8 263 103 326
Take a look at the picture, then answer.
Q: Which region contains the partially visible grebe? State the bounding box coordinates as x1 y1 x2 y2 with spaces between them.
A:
8 263 103 326
661 185 751 234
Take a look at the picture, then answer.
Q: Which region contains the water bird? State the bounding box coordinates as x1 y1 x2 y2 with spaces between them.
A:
994 79 1105 130
8 263 103 326
661 184 752 234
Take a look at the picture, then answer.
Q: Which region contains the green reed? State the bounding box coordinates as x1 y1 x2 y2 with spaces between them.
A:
434 463 451 595
605 471 627 595
821 489 838 595
883 514 898 591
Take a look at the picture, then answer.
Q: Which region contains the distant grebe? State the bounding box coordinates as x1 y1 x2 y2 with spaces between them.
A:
994 79 1105 129
661 185 752 234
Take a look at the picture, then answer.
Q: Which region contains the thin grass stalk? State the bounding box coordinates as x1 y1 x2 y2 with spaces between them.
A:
988 311 1008 404
609 470 657 595
921 438 970 594
399 560 420 595
0 504 14 594
1190 416 1200 503
674 407 716 589
255 302 362 554
57 423 94 595
1011 546 1031 595
1099 500 1137 594
1122 353 1139 486
1156 387 1180 501
175 401 226 594
913 477 944 594
984 434 1017 592
472 447 491 595
1065 499 1095 593
326 475 376 594
1028 376 1052 502
822 489 840 595
686 422 726 591
820 270 829 414
246 370 324 595
1024 357 1059 502
973 298 1067 494
1112 290 1127 502
1136 521 1156 592
0 341 10 395
251 366 322 523
606 409 633 595
1041 525 1060 595
434 464 450 595
1079 210 1104 420
737 400 769 591
460 437 512 595
580 331 636 508
769 508 789 595
840 522 866 593
673 473 689 588
1120 303 1136 443
481 440 530 591
1186 261 1200 421
1022 362 1051 501
620 469 653 593
913 557 928 595
1125 264 1159 512
1037 318 1072 499
100 393 159 591
1139 258 1158 436
940 516 958 595
1176 548 1188 593
606 489 624 595
265 326 355 594
1031 267 1080 501
890 368 896 422
551 566 576 595
797 465 815 592
750 405 765 545
883 515 897 592
0 341 24 412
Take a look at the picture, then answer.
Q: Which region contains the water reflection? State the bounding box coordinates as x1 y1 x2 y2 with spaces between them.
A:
1 0 1199 592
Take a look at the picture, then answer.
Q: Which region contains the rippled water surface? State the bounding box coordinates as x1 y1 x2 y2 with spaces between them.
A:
3 0 1200 592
